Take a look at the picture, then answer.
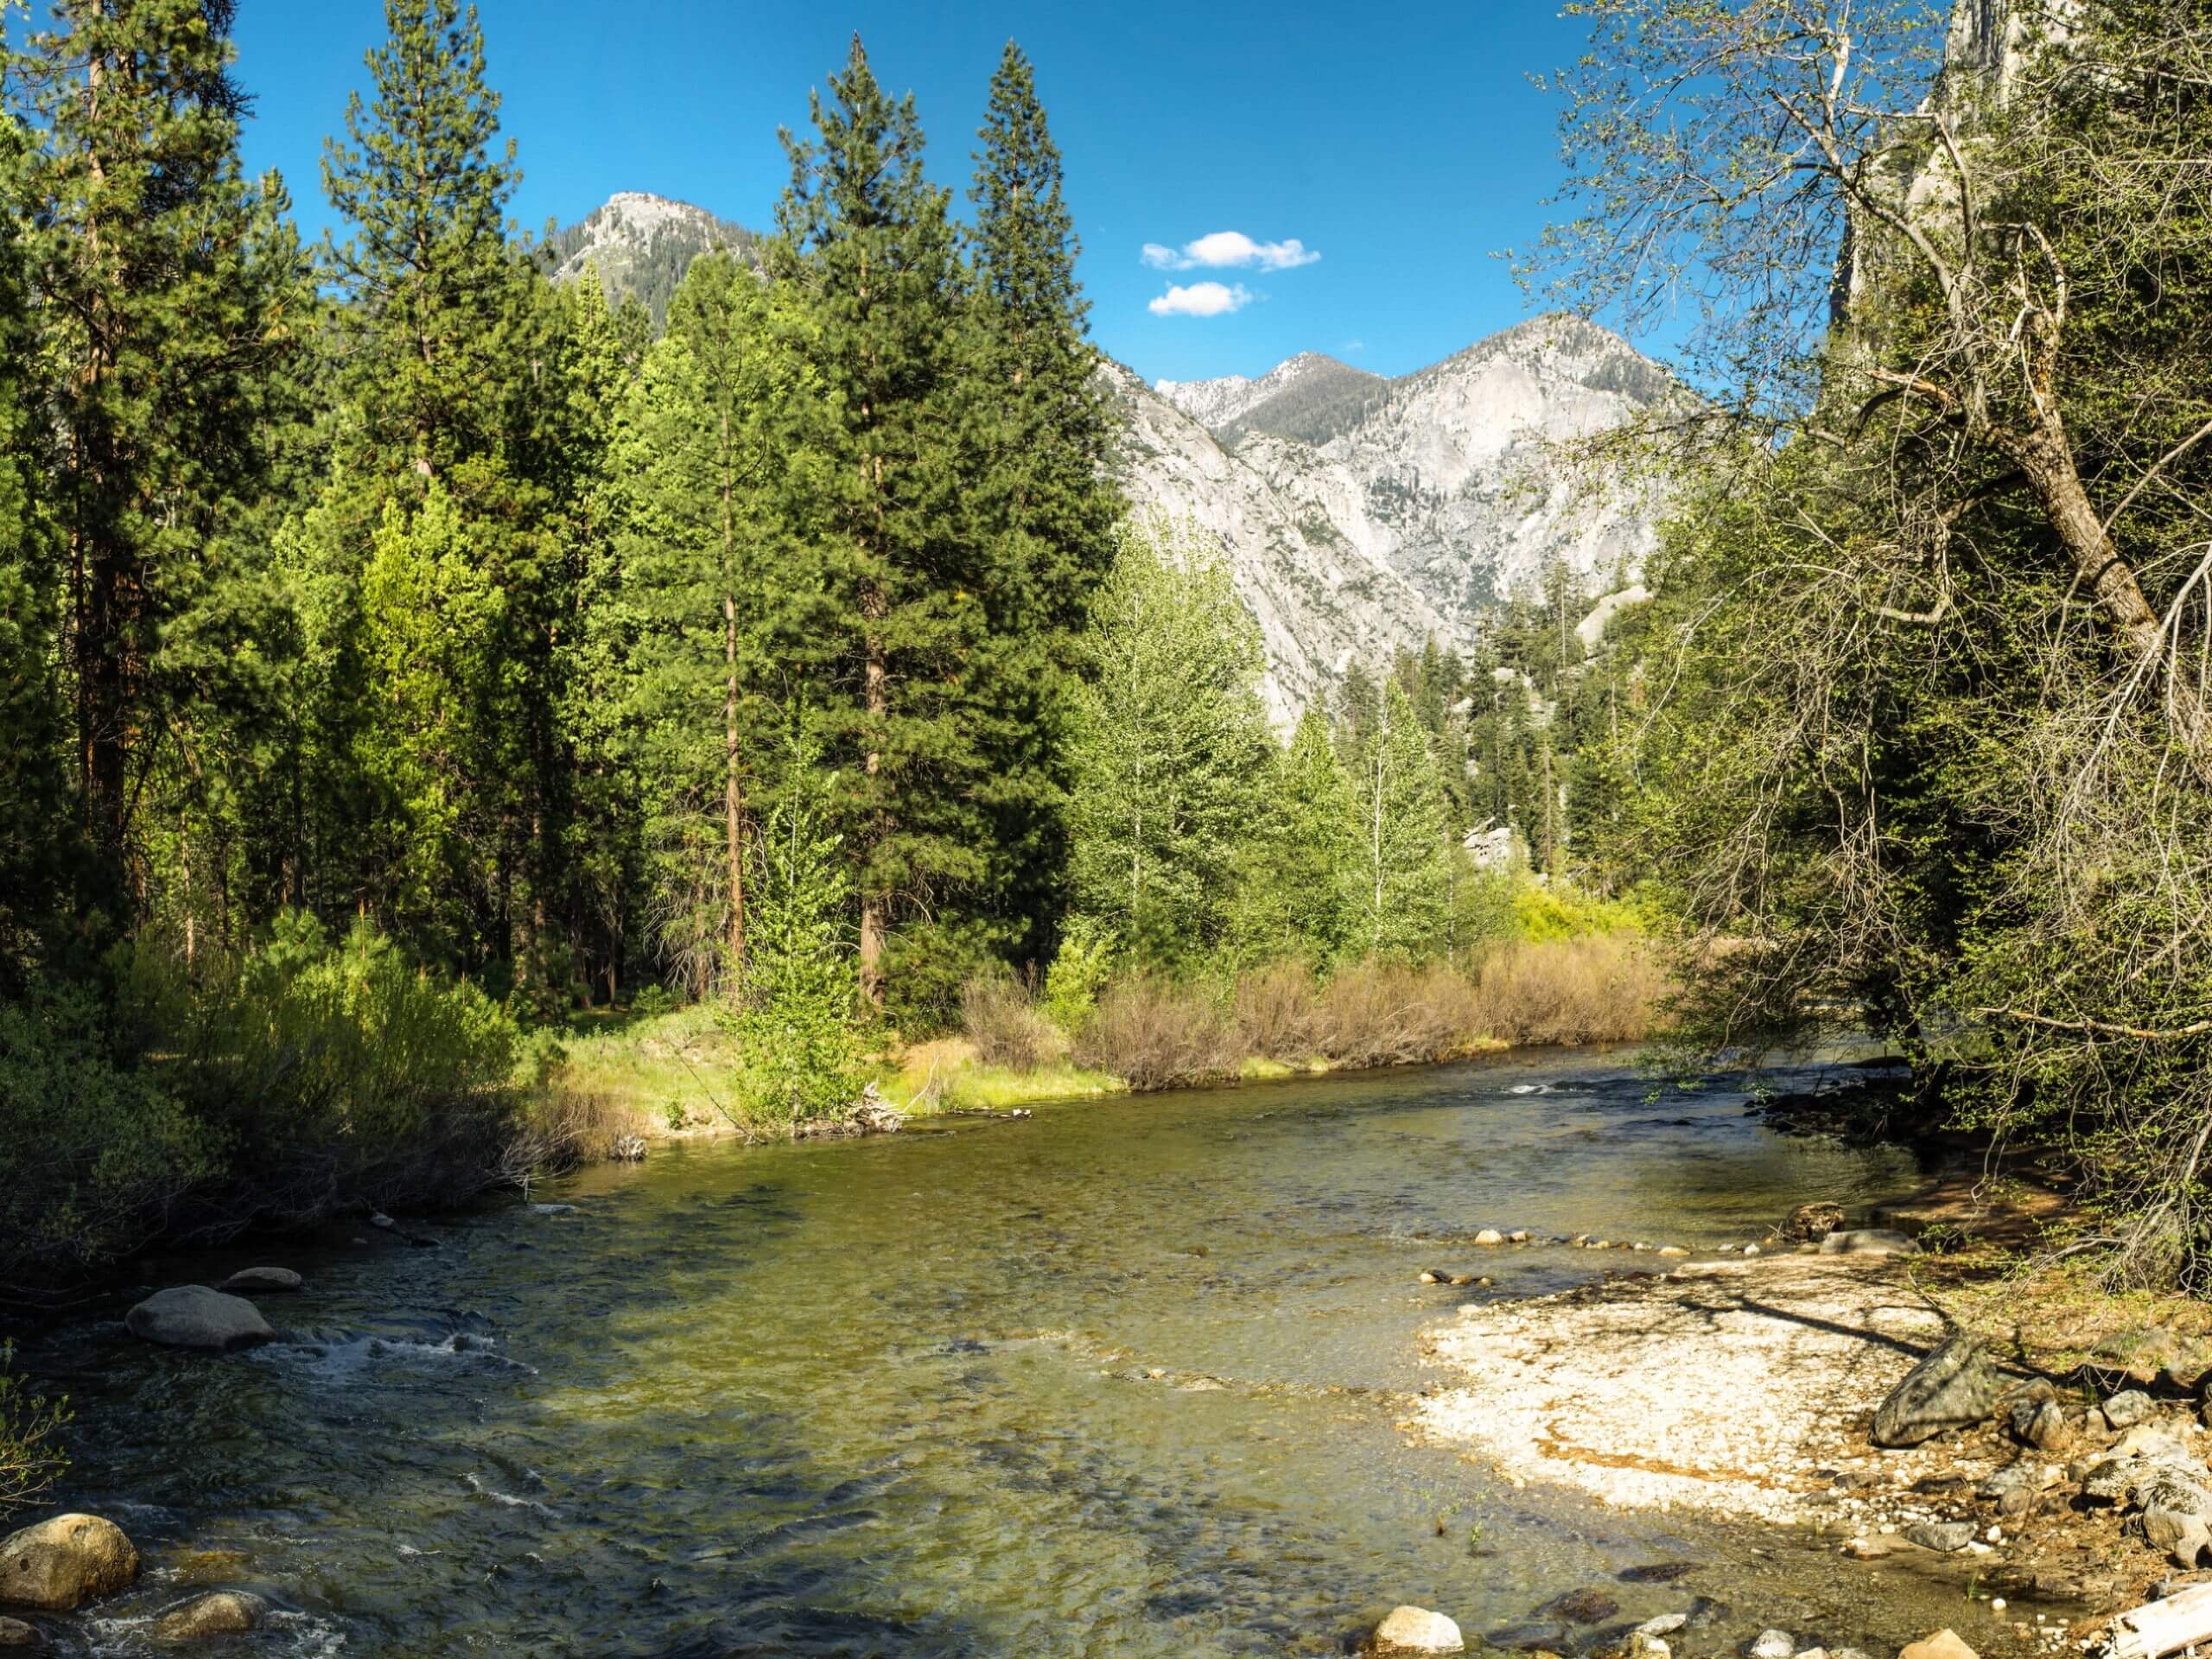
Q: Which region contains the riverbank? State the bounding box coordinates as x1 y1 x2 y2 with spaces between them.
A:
549 935 1661 1143
1408 1187 2212 1647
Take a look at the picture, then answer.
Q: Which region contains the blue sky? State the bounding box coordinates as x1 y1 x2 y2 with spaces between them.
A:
225 0 1597 385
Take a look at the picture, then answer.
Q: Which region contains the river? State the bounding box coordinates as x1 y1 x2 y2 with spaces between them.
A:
27 1047 1961 1656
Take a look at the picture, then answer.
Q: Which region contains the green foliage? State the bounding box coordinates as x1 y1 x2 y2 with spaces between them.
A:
724 744 867 1127
1344 682 1456 959
1041 916 1116 1033
0 988 215 1281
1065 519 1274 961
0 1344 69 1517
124 912 523 1217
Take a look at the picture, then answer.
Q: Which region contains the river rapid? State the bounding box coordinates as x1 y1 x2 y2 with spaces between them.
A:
28 1048 1966 1657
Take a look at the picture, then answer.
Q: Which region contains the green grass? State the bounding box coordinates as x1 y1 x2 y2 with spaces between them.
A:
553 1006 748 1133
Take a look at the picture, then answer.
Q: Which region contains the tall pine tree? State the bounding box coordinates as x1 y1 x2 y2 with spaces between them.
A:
12 0 307 927
773 36 976 1012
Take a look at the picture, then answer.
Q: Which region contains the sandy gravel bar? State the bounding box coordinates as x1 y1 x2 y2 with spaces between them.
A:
1414 1255 1951 1521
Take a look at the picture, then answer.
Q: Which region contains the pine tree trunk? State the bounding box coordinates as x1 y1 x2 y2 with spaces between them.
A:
859 585 887 1007
724 588 746 991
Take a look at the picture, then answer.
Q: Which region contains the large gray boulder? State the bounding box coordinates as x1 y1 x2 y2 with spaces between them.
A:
1872 1333 2005 1446
0 1515 137 1611
125 1287 274 1352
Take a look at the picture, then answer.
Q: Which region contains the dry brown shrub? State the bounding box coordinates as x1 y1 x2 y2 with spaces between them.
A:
1233 960 1322 1059
1313 959 1484 1067
959 976 1065 1071
501 1086 646 1181
1071 976 1238 1091
1474 936 1666 1045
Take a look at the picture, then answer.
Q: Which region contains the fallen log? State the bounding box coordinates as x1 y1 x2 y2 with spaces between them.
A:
2107 1581 2212 1659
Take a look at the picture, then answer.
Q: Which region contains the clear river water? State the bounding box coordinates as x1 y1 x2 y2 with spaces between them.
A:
27 1047 1969 1657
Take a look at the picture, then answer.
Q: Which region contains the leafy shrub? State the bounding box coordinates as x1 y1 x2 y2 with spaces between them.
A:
724 761 866 1128
960 975 1065 1071
126 912 524 1224
1041 917 1115 1034
0 988 214 1281
1510 880 1642 944
630 983 677 1020
0 1344 68 1516
1072 976 1237 1091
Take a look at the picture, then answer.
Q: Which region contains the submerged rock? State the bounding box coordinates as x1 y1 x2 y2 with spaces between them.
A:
219 1267 301 1294
1540 1588 1618 1624
1371 1605 1465 1653
151 1590 266 1641
0 1515 137 1611
1474 1229 1505 1246
0 1617 41 1648
1872 1333 2003 1446
1783 1201 1847 1242
125 1287 275 1352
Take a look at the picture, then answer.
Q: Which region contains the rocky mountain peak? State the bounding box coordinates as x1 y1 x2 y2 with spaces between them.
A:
543 193 761 325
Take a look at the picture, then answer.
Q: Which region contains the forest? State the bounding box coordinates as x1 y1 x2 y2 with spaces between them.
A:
0 0 1644 1294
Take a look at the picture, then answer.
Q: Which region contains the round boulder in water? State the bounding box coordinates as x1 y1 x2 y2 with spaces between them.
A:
124 1286 275 1352
151 1590 266 1641
219 1267 302 1294
0 1514 137 1611
1783 1201 1846 1242
1371 1605 1464 1653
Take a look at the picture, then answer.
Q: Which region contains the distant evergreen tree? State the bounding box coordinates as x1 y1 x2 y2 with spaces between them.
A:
1065 522 1273 960
1229 709 1357 963
10 0 307 925
963 41 1123 963
1344 681 1454 958
772 35 977 1013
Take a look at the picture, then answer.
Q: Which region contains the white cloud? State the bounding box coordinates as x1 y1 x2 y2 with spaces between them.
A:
1141 232 1320 272
1148 281 1255 318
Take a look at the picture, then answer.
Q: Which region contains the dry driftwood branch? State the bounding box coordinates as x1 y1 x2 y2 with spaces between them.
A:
2105 1580 2212 1659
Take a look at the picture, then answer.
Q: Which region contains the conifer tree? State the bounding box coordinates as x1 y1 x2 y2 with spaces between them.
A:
1229 709 1357 964
0 118 64 988
1344 681 1454 959
10 0 307 918
773 35 975 1010
614 252 819 995
963 44 1123 953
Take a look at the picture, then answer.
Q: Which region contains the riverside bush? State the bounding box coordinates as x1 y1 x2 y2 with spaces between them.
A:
959 975 1064 1071
1071 975 1239 1091
0 1343 68 1516
0 988 214 1281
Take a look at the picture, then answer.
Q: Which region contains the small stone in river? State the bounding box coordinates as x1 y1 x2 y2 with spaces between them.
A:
219 1267 302 1294
1659 1245 1688 1255
2102 1390 2153 1429
1905 1521 1976 1553
1742 1244 1760 1257
370 1212 396 1230
1749 1630 1796 1659
1627 1636 1669 1659
1419 1270 1444 1284
1475 1230 1504 1246
1371 1605 1465 1654
151 1591 266 1641
1820 1229 1917 1255
0 1515 137 1611
1784 1200 1847 1242
1617 1562 1696 1584
1636 1615 1689 1637
1507 1230 1530 1243
1541 1588 1618 1624
1843 1536 1895 1560
1897 1631 1977 1659
1448 1274 1478 1287
0 1617 40 1648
